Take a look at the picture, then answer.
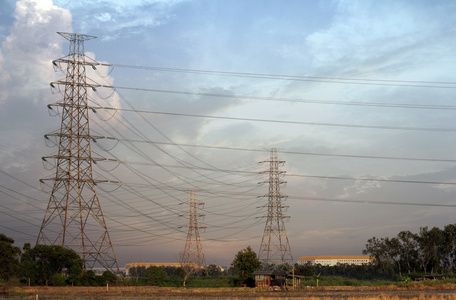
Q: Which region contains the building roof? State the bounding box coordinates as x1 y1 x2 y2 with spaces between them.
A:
298 255 373 261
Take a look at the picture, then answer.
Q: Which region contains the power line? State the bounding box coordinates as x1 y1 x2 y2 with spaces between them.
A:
292 196 456 208
0 188 45 211
0 169 47 195
89 137 456 164
85 80 263 189
80 61 456 88
0 224 36 238
83 104 456 133
285 174 456 185
38 57 456 251
90 86 456 110
98 162 456 186
90 71 257 181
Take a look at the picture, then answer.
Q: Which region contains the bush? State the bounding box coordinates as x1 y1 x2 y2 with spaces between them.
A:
102 271 117 284
143 266 170 286
51 273 66 286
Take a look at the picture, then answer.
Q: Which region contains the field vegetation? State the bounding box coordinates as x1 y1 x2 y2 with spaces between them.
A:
3 223 456 292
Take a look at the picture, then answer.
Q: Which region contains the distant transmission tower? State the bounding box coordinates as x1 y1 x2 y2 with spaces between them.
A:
258 148 293 265
37 32 119 272
180 190 206 267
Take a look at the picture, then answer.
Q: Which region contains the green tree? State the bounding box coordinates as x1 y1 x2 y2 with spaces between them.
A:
77 270 99 286
385 237 402 276
205 264 222 277
417 226 443 274
51 273 66 286
396 230 419 274
231 246 260 287
363 225 455 276
143 266 170 286
173 267 185 278
102 271 117 284
0 233 21 282
294 264 315 276
441 224 456 273
363 236 391 272
20 244 82 285
66 263 84 286
129 265 147 278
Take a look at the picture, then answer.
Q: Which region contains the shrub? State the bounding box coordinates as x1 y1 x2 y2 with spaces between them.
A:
51 273 66 286
143 266 170 286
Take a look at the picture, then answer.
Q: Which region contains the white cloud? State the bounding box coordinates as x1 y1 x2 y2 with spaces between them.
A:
53 0 189 39
0 0 72 104
306 1 448 66
0 0 72 173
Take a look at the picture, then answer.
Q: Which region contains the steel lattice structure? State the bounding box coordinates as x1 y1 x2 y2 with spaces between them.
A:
37 32 119 273
258 148 293 264
181 190 206 267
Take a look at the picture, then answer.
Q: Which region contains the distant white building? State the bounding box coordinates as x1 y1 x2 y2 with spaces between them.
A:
297 255 374 266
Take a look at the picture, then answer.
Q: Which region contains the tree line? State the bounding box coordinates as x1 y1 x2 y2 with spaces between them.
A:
0 233 116 286
126 263 231 287
4 225 454 287
0 233 259 287
126 246 261 287
363 224 456 276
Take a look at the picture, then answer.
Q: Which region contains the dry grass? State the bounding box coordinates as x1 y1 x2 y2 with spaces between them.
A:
343 296 456 300
4 285 456 299
250 296 456 300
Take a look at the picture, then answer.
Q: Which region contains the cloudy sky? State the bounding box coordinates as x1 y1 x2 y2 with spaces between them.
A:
1 0 456 268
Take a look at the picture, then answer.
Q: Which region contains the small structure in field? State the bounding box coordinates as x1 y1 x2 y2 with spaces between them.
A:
252 270 287 289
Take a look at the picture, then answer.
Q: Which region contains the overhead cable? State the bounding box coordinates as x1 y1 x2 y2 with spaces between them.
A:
87 62 456 89
83 104 456 133
92 137 456 163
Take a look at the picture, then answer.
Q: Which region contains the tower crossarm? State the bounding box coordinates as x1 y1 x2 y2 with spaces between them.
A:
44 132 107 141
50 80 114 90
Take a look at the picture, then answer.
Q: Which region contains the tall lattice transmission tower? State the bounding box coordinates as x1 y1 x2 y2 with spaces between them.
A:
180 190 206 267
37 32 119 272
258 148 293 265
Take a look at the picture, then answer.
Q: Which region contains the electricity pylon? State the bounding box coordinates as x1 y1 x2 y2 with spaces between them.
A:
180 190 206 267
37 32 119 273
258 148 293 265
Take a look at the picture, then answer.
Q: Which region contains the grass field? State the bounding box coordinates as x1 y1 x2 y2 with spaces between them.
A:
4 284 456 299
